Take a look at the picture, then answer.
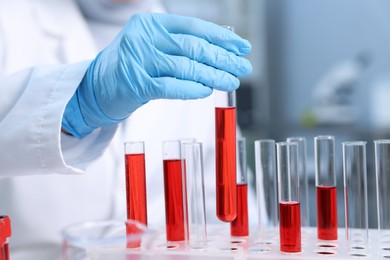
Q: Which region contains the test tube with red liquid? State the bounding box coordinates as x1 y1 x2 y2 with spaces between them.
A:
314 135 338 241
124 142 147 248
124 142 147 225
215 90 237 223
231 138 249 237
0 216 11 260
276 142 301 253
163 140 186 242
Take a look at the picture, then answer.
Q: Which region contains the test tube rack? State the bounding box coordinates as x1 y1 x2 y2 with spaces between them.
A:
130 226 387 259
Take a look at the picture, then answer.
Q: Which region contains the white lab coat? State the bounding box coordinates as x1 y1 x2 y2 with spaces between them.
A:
0 1 258 259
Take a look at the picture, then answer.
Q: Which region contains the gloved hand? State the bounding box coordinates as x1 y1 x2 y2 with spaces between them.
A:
62 13 252 138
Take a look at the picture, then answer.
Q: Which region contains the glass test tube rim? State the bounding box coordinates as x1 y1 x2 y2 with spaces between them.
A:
124 141 145 154
342 141 367 146
374 139 390 145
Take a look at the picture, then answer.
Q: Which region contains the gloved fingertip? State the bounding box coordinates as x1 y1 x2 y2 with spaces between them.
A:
239 40 252 55
242 59 253 76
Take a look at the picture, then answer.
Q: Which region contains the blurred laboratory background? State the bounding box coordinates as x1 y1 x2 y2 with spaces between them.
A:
161 0 390 228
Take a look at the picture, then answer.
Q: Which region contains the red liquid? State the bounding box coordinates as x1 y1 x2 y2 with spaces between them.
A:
3 244 8 260
125 154 147 225
163 160 185 241
316 185 338 240
279 201 301 253
230 184 249 237
215 107 237 222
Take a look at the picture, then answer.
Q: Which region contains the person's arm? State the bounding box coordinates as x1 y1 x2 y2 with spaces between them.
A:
0 62 116 177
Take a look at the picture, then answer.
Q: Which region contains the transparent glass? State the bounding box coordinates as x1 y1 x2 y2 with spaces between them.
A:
231 138 249 237
286 137 309 227
375 140 390 252
342 141 368 253
61 220 156 260
124 141 147 226
215 90 237 223
276 142 301 253
162 140 186 242
254 139 278 230
314 135 338 240
182 142 207 249
315 136 337 186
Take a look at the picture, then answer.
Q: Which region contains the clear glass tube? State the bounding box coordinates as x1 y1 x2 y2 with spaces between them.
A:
182 142 207 249
286 137 309 227
215 90 237 223
342 141 368 253
276 142 301 253
254 139 278 231
162 140 186 242
314 135 338 240
375 140 390 253
231 138 249 237
124 142 147 227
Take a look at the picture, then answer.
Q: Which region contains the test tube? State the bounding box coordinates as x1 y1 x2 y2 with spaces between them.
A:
276 142 301 253
342 141 368 253
314 135 338 240
124 142 147 226
254 139 278 231
163 140 186 242
286 137 309 228
215 90 237 222
375 140 390 254
0 216 11 260
231 138 249 237
182 142 207 249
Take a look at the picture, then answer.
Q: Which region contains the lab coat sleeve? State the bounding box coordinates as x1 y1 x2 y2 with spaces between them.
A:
0 61 117 177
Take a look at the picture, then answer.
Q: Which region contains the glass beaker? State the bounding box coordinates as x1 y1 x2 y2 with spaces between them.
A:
61 220 156 260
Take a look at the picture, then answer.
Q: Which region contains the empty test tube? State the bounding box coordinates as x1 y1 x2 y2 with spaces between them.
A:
231 138 249 237
254 139 278 231
277 142 301 253
287 137 309 228
375 140 390 254
315 135 338 240
215 90 237 223
182 142 207 249
343 141 369 253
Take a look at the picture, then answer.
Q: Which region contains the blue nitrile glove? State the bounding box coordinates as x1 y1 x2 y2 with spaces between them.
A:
62 13 252 138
